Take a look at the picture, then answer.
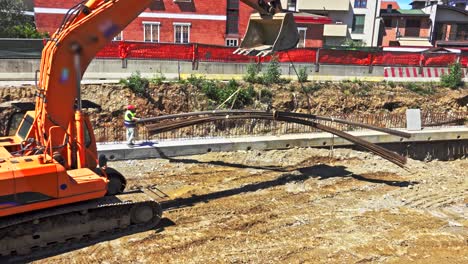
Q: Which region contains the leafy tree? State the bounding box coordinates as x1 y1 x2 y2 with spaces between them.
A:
243 63 260 84
262 57 282 85
0 0 47 38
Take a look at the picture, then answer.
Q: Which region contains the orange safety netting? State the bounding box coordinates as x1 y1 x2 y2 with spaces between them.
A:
276 49 317 63
95 42 468 69
373 52 421 66
96 42 120 58
196 44 251 63
318 49 370 65
460 53 468 67
423 53 458 66
97 41 193 61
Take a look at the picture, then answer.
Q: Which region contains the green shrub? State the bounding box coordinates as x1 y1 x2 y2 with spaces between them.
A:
297 67 308 83
262 57 282 85
405 82 434 95
234 83 256 108
387 81 396 88
259 88 273 104
186 74 207 88
244 63 260 83
303 82 321 94
150 72 166 85
441 62 463 89
425 82 437 94
200 79 219 101
351 78 362 85
201 79 256 109
357 82 372 96
119 71 148 96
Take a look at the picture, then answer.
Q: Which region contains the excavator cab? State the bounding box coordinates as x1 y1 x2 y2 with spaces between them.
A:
235 12 299 57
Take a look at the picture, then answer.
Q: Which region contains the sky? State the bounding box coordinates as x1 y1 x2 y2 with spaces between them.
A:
396 0 413 9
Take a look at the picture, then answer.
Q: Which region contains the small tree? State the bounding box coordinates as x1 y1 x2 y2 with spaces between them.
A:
297 67 308 83
243 63 260 84
440 62 463 89
262 57 282 85
0 0 47 38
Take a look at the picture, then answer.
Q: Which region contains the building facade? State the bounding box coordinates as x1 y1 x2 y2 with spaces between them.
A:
424 3 468 46
380 3 432 46
285 0 383 47
32 0 253 47
380 0 467 47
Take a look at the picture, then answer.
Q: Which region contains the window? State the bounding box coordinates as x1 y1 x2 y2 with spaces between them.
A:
455 24 467 41
384 19 393 28
226 38 238 47
297 27 307 48
405 19 421 37
113 31 123 41
287 0 297 11
354 0 367 8
226 10 239 34
227 0 239 9
174 23 190 43
352 15 365 34
406 19 421 28
143 22 160 42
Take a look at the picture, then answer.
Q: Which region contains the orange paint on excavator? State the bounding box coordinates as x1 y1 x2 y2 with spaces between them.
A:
0 0 298 257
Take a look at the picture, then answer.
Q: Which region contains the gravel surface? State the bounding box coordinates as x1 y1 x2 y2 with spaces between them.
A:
35 147 467 263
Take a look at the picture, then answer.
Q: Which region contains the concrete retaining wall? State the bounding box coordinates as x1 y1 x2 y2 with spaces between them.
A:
97 127 468 162
2 58 465 82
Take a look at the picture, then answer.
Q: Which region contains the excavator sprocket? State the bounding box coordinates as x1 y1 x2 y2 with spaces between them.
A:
0 191 162 262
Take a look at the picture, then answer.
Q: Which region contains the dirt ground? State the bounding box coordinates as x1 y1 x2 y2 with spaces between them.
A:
35 147 467 263
2 82 466 263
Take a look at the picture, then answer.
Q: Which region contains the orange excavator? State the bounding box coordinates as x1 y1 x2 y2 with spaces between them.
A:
0 0 298 258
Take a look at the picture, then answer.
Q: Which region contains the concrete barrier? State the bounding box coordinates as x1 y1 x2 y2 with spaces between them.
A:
1 58 466 82
98 127 468 162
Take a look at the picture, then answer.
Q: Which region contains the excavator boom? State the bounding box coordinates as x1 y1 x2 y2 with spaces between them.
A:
0 0 299 259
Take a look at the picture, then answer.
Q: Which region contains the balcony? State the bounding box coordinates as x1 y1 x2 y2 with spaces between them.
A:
404 27 421 38
323 24 348 37
296 0 349 12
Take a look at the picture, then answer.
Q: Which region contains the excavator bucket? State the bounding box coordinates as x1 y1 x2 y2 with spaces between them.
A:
234 12 299 57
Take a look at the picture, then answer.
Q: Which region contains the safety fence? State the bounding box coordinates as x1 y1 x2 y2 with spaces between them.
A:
0 39 466 68
94 111 468 143
95 41 468 67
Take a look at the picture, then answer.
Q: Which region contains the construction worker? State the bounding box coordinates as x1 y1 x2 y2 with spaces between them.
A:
124 104 140 147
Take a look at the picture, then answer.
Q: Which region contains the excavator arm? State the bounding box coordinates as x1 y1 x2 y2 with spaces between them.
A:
36 0 158 170
0 1 298 256
241 0 283 15
33 0 298 170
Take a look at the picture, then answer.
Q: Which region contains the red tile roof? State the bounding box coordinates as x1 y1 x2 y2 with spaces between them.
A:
381 1 400 10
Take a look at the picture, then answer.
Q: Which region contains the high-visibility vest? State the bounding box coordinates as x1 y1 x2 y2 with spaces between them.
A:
124 110 136 127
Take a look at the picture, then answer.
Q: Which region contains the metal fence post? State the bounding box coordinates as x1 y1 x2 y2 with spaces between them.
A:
315 48 320 73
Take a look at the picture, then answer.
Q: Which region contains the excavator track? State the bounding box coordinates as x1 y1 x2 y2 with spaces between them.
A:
0 191 162 262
